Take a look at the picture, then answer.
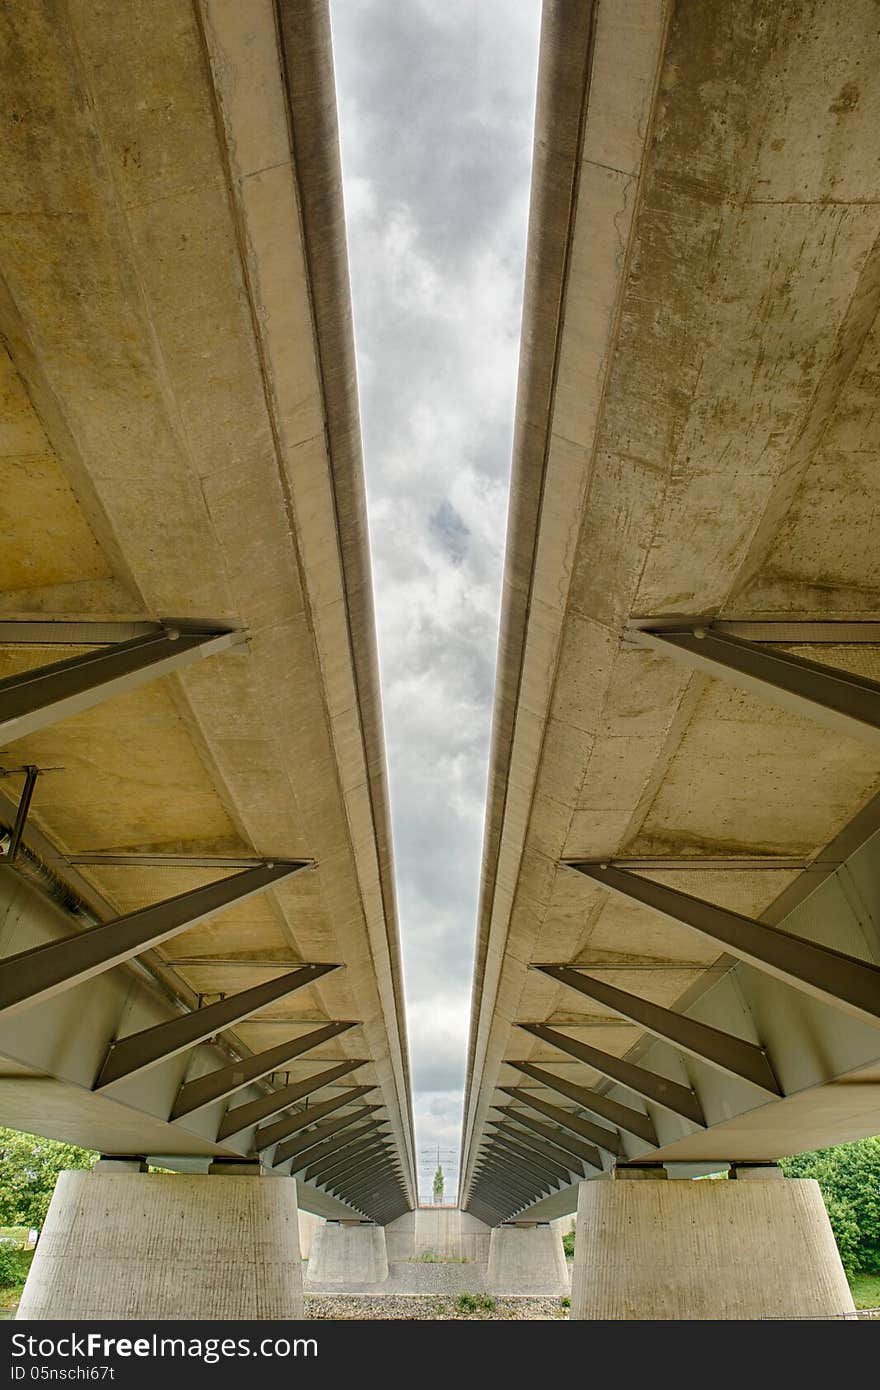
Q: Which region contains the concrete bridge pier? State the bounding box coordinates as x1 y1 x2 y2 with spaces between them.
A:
17 1163 305 1320
570 1167 856 1320
486 1222 568 1295
306 1220 389 1284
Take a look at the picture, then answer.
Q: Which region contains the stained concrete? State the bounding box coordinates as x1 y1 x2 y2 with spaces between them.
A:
462 0 880 1215
0 0 415 1215
385 1208 490 1263
17 1171 304 1320
570 1177 855 1320
306 1222 389 1285
486 1225 568 1297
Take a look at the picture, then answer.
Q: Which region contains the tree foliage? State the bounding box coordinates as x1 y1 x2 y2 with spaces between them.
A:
0 1129 95 1232
781 1137 880 1276
432 1164 444 1201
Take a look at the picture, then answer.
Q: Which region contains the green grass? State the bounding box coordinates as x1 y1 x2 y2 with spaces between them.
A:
413 1251 469 1263
454 1292 496 1316
849 1271 880 1310
0 1249 33 1309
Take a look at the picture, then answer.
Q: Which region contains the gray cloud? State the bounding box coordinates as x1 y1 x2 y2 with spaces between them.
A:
329 0 541 1203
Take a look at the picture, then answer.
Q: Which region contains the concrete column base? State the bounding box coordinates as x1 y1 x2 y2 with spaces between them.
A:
17 1170 304 1320
486 1223 568 1295
571 1176 855 1320
306 1221 388 1284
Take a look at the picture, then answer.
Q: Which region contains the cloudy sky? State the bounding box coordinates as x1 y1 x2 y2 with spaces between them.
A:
329 0 541 1200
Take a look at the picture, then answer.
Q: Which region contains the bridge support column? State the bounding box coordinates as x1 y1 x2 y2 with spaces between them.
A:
486 1222 568 1295
571 1171 855 1319
17 1168 304 1320
306 1220 388 1284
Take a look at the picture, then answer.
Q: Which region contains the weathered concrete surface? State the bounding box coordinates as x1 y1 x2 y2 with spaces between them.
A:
306 1222 389 1285
0 1 414 1218
298 1208 324 1259
570 1177 855 1320
385 1208 490 1262
17 1171 304 1320
463 0 880 1220
486 1225 568 1296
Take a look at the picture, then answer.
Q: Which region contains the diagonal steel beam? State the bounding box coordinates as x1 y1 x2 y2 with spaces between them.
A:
483 1142 567 1189
170 1020 358 1119
537 964 781 1094
308 1138 390 1187
0 625 244 743
511 1059 657 1145
519 1022 705 1126
319 1144 397 1192
486 1124 582 1179
254 1085 376 1150
491 1104 603 1169
630 626 880 748
270 1104 381 1167
499 1084 622 1153
475 1165 545 1205
484 1131 568 1179
472 1176 526 1209
568 862 880 1028
291 1121 386 1176
323 1147 395 1193
218 1059 368 1140
96 963 339 1088
335 1164 401 1203
480 1142 558 1188
0 862 310 1019
476 1151 550 1195
488 1118 587 1176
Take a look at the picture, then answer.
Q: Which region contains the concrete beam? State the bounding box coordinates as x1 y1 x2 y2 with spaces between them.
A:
483 1133 568 1182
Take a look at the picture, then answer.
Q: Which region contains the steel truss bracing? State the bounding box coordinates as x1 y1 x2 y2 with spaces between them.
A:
628 623 880 748
0 862 310 1019
254 1085 376 1151
536 965 781 1093
498 1083 621 1153
218 1058 368 1140
510 1058 657 1145
270 1104 382 1167
96 964 339 1088
518 1022 705 1125
292 1121 387 1176
0 623 245 744
170 1020 357 1119
565 861 880 1026
491 1104 603 1169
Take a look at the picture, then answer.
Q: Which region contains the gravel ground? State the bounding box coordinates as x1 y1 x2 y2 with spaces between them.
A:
305 1294 568 1320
